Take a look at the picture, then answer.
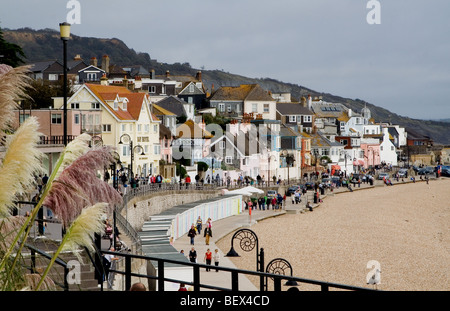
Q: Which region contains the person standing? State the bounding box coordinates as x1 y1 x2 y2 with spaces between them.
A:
189 247 197 263
204 248 212 271
188 224 197 245
204 226 212 245
213 249 220 272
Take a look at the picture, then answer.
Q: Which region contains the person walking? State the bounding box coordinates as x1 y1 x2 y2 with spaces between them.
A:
204 226 212 245
196 216 203 234
189 247 197 263
188 224 197 245
213 249 220 272
204 248 212 271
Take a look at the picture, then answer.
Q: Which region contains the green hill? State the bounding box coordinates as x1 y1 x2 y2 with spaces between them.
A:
4 27 450 145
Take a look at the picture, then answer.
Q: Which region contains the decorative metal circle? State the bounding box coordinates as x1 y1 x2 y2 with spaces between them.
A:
91 135 103 147
266 258 292 280
234 229 257 252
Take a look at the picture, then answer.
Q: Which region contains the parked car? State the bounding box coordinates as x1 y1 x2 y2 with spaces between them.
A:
441 166 450 177
418 167 434 175
286 185 301 196
377 172 390 180
398 169 408 178
267 190 277 199
305 181 315 190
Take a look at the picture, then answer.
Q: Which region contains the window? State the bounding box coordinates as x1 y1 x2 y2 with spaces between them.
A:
227 105 232 113
154 145 161 155
188 97 193 104
149 86 156 93
391 146 394 151
122 124 126 132
264 104 269 113
123 100 127 110
289 115 296 123
252 103 258 113
102 124 111 132
87 73 97 81
218 103 225 112
303 115 312 123
114 101 119 110
71 103 80 109
51 114 62 124
220 141 225 149
19 113 30 123
145 124 149 132
225 156 233 164
91 102 100 109
138 124 142 132
48 74 58 81
122 145 130 157
189 84 194 93
154 125 158 133
74 114 80 124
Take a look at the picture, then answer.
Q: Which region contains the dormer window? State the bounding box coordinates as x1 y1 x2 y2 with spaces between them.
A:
114 101 119 110
123 99 128 110
189 84 194 93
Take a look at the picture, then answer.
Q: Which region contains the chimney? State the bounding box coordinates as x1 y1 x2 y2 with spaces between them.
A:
348 109 352 117
196 70 202 81
165 70 170 78
74 54 82 61
90 57 98 67
102 55 110 74
150 69 155 79
123 76 128 89
300 96 307 107
100 74 108 86
307 94 312 110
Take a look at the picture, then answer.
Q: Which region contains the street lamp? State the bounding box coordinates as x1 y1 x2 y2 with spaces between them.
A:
267 154 277 186
59 22 71 146
281 149 294 185
119 133 145 182
225 228 265 290
265 258 298 290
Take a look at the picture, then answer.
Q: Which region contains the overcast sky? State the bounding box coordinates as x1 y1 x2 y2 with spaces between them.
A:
1 0 449 120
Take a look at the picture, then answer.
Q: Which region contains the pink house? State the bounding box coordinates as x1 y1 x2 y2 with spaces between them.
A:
13 108 102 144
361 143 381 168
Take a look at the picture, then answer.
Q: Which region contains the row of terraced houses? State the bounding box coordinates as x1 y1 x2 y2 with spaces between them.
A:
13 55 447 184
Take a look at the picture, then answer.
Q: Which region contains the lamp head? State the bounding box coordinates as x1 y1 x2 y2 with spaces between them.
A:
225 246 240 257
59 22 71 40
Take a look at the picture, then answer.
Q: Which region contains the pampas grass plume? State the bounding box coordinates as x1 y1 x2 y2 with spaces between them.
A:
0 117 43 216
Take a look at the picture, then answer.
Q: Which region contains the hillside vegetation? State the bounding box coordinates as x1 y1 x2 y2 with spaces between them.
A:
4 27 450 145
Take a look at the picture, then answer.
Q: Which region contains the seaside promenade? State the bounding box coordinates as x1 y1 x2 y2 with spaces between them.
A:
171 178 383 291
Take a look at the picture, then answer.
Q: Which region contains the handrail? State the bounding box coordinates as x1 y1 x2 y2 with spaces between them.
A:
102 250 376 292
24 243 69 291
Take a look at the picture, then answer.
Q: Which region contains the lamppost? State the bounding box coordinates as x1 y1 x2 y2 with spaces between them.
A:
265 258 298 291
226 228 265 290
281 149 294 185
267 154 277 186
118 133 145 183
59 22 71 146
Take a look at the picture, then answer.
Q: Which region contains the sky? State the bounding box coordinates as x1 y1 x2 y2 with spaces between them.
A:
1 0 449 120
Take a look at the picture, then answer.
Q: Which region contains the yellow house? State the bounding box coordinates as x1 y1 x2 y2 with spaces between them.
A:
65 83 161 178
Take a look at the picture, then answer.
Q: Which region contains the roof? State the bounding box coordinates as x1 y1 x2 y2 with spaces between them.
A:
276 103 314 115
27 60 60 72
176 120 213 139
85 83 158 121
210 84 274 102
152 104 176 116
155 96 191 117
159 123 173 140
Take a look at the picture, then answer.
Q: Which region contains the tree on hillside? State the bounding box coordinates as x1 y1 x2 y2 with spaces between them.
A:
0 27 26 67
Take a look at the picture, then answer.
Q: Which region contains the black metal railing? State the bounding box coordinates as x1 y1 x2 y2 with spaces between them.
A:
101 250 376 292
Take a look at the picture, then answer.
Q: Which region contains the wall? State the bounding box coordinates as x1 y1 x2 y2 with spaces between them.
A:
122 190 220 231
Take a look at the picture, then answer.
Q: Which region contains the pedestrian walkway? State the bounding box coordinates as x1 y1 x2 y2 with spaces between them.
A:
172 208 286 291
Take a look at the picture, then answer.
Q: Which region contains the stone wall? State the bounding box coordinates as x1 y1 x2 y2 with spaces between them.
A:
120 190 220 231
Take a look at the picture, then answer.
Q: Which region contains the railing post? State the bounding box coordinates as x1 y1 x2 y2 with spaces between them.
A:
321 284 329 291
193 264 200 291
273 277 282 291
231 270 239 291
158 259 164 291
125 255 132 291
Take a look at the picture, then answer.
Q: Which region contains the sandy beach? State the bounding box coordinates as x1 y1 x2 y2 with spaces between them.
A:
215 178 450 291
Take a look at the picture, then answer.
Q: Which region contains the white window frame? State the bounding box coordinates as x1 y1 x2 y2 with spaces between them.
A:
289 115 296 122
225 156 233 164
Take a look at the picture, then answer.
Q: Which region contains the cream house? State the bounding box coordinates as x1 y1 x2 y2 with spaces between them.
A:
64 83 161 178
